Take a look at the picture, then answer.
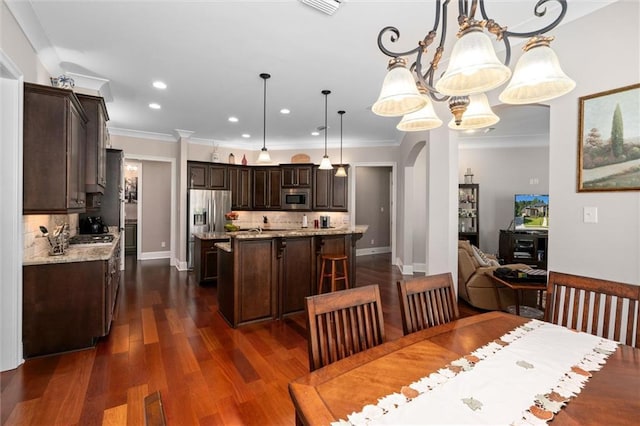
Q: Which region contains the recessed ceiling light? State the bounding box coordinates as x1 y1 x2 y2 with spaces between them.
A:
152 81 167 89
149 103 161 109
228 116 239 123
311 131 319 136
242 134 250 138
280 108 290 114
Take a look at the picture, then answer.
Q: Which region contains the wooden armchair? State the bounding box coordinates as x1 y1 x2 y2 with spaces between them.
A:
545 271 640 348
397 273 459 336
305 284 385 371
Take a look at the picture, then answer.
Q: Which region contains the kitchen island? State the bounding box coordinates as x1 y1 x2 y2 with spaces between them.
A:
216 225 367 327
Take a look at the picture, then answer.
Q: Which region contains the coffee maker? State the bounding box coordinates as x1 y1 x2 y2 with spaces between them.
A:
320 215 330 229
79 216 109 234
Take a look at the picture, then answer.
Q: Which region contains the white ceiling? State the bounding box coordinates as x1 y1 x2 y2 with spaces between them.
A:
8 0 616 150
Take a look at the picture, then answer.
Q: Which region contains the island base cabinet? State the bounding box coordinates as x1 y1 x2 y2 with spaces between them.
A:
280 237 315 316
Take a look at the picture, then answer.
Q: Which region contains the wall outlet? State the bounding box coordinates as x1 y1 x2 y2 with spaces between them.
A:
161 241 166 248
370 239 375 245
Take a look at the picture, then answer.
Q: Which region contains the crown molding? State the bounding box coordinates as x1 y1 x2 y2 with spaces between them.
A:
108 127 177 143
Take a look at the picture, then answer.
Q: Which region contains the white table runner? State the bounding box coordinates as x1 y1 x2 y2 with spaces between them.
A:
333 320 618 426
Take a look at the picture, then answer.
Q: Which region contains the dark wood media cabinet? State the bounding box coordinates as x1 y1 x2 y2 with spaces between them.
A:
499 229 548 269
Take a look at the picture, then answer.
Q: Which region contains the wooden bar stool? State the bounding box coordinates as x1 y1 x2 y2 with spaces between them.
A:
318 254 349 294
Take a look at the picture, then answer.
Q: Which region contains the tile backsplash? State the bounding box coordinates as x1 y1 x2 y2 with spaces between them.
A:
23 214 78 258
229 211 350 230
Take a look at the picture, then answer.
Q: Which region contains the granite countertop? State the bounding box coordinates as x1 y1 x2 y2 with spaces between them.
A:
226 225 368 240
193 232 230 240
215 242 232 252
23 233 122 266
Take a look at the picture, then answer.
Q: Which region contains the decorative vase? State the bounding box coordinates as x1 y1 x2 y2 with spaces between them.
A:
241 154 247 165
228 153 235 164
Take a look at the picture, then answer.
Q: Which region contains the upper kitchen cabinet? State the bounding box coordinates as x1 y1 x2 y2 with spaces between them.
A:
23 83 88 214
313 165 349 212
229 165 251 210
252 167 282 210
188 161 228 190
77 94 109 210
281 164 312 188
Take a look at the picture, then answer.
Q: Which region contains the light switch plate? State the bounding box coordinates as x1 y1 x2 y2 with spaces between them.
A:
583 206 598 223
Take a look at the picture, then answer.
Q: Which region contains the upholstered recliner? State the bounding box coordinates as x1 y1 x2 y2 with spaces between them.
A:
457 240 533 311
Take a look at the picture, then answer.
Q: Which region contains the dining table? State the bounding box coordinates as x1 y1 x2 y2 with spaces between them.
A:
288 311 639 425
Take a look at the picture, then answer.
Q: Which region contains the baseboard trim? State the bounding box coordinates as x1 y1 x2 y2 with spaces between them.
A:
356 246 391 256
174 259 188 271
413 263 427 273
139 251 171 261
396 257 414 275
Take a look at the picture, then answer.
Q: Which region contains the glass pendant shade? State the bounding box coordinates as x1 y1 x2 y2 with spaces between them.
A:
335 166 347 177
372 59 427 117
499 43 576 104
319 155 333 170
257 148 271 163
448 93 499 130
335 110 347 177
396 94 443 131
435 29 512 96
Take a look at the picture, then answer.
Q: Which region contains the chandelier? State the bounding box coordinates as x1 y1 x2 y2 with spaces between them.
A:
372 0 575 131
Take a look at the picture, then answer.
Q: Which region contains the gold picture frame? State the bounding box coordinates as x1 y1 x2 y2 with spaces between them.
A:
577 83 640 192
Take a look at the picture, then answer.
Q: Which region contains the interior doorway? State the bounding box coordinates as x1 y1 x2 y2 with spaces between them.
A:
124 161 140 256
351 163 396 261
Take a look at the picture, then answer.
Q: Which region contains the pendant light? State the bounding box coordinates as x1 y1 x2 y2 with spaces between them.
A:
335 110 347 177
447 93 499 130
396 85 443 132
256 73 272 163
318 90 333 170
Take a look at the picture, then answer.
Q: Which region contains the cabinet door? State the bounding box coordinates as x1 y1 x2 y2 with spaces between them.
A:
188 162 207 189
77 94 108 194
208 165 228 189
268 168 282 209
281 237 314 315
237 240 276 323
282 165 312 188
252 168 269 209
230 166 251 209
202 244 218 281
331 166 348 210
69 100 87 209
313 168 331 210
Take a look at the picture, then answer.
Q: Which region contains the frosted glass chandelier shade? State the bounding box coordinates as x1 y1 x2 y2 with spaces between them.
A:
499 44 575 104
448 93 499 130
257 148 271 163
335 166 347 177
319 155 333 170
396 95 443 131
435 29 512 96
372 59 427 117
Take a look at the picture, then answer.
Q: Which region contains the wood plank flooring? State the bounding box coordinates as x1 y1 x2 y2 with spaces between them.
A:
1 253 483 425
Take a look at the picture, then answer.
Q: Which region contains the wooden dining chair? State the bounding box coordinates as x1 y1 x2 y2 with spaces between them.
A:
397 272 460 336
305 284 386 371
545 271 640 348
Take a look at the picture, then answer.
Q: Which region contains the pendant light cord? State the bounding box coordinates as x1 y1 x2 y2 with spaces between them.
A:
322 90 331 156
338 110 345 164
260 73 270 151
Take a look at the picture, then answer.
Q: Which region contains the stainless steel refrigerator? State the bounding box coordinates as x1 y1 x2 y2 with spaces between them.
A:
187 189 232 269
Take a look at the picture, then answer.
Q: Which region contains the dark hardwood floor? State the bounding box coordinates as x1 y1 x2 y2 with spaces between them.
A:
1 253 483 425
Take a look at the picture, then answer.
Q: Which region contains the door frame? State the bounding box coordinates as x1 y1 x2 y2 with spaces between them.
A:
349 162 397 262
0 49 24 371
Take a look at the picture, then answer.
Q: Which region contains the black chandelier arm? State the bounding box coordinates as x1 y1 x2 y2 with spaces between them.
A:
377 26 423 58
480 0 568 39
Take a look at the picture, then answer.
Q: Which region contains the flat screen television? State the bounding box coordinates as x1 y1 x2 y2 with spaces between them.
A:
514 194 549 230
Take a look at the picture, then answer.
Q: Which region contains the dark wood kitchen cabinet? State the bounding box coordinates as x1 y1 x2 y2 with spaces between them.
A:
187 161 228 190
23 83 88 214
194 236 228 284
77 93 109 211
229 165 251 209
281 164 312 188
252 167 281 210
279 237 315 316
313 165 349 211
22 239 121 357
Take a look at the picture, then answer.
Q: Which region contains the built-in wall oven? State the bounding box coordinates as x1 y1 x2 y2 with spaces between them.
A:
281 188 311 210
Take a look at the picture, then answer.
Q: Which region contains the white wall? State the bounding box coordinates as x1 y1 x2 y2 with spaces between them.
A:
458 145 550 254
548 1 640 285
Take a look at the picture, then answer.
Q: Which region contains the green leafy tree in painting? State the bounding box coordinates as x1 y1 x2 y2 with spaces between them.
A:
611 103 624 157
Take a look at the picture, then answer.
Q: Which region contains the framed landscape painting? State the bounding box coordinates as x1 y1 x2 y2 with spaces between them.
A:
578 83 640 192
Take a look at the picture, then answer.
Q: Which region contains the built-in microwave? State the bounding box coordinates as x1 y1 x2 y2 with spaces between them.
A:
281 188 311 210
